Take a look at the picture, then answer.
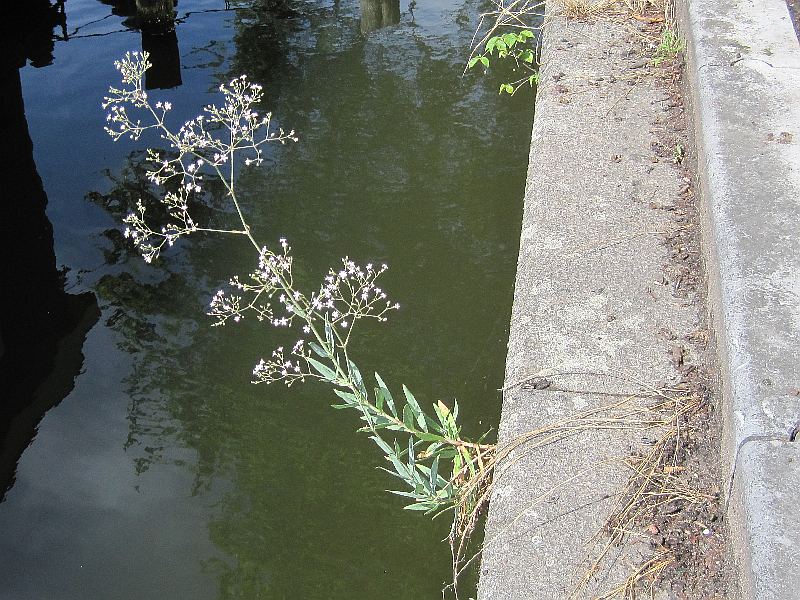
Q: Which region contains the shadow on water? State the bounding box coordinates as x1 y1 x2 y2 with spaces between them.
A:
0 2 100 500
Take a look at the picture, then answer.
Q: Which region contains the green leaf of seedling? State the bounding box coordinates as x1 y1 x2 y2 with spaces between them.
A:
519 29 534 40
502 32 517 48
485 37 498 53
468 56 480 69
495 39 507 53
479 56 490 68
307 357 337 381
499 83 514 95
520 48 534 63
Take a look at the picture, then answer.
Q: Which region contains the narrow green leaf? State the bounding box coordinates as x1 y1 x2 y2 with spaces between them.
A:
402 385 427 432
387 489 421 499
388 454 409 479
333 389 357 404
375 387 385 412
404 502 436 511
348 360 366 397
374 373 397 417
370 415 394 429
402 404 416 431
416 432 445 442
307 357 337 381
433 402 446 427
424 413 443 434
374 372 388 389
371 435 393 456
308 341 328 358
430 456 440 490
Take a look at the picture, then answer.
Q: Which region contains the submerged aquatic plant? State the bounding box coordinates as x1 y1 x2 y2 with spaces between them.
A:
103 51 494 568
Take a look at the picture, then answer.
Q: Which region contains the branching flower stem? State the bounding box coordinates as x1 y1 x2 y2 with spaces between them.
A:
102 53 495 543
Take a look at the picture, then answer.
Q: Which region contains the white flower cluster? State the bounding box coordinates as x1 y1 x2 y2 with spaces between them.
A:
103 52 153 141
310 259 399 331
235 250 400 387
102 51 298 265
208 239 295 327
252 343 311 386
103 52 402 394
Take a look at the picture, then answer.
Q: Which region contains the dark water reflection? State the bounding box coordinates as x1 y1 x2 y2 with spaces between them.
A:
0 0 533 597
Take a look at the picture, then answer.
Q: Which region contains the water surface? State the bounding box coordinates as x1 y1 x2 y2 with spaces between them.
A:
0 0 533 597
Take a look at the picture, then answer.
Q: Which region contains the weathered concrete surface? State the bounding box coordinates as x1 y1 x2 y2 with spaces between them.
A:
678 0 800 597
478 8 701 599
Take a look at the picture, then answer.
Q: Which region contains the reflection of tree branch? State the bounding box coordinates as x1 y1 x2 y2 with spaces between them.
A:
174 7 236 24
56 28 136 41
55 7 235 43
60 11 117 39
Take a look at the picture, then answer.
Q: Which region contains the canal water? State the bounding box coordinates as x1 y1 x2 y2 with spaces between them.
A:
0 0 533 597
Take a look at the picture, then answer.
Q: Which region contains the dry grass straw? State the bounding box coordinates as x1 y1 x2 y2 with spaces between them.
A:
572 389 712 598
443 375 710 599
594 546 675 600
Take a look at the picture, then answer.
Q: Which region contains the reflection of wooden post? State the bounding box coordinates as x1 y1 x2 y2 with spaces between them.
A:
360 0 400 33
135 0 181 90
381 0 400 28
142 30 182 89
135 0 175 33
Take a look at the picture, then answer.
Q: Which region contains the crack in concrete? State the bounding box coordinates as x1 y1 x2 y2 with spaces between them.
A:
724 432 796 511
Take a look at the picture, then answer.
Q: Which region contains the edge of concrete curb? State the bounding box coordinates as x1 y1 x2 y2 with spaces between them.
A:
677 0 800 597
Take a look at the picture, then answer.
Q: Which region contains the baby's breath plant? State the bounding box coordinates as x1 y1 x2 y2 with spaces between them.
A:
103 52 495 546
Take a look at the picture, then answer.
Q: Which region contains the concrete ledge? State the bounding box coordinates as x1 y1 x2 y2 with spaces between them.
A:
478 7 700 598
677 0 800 597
